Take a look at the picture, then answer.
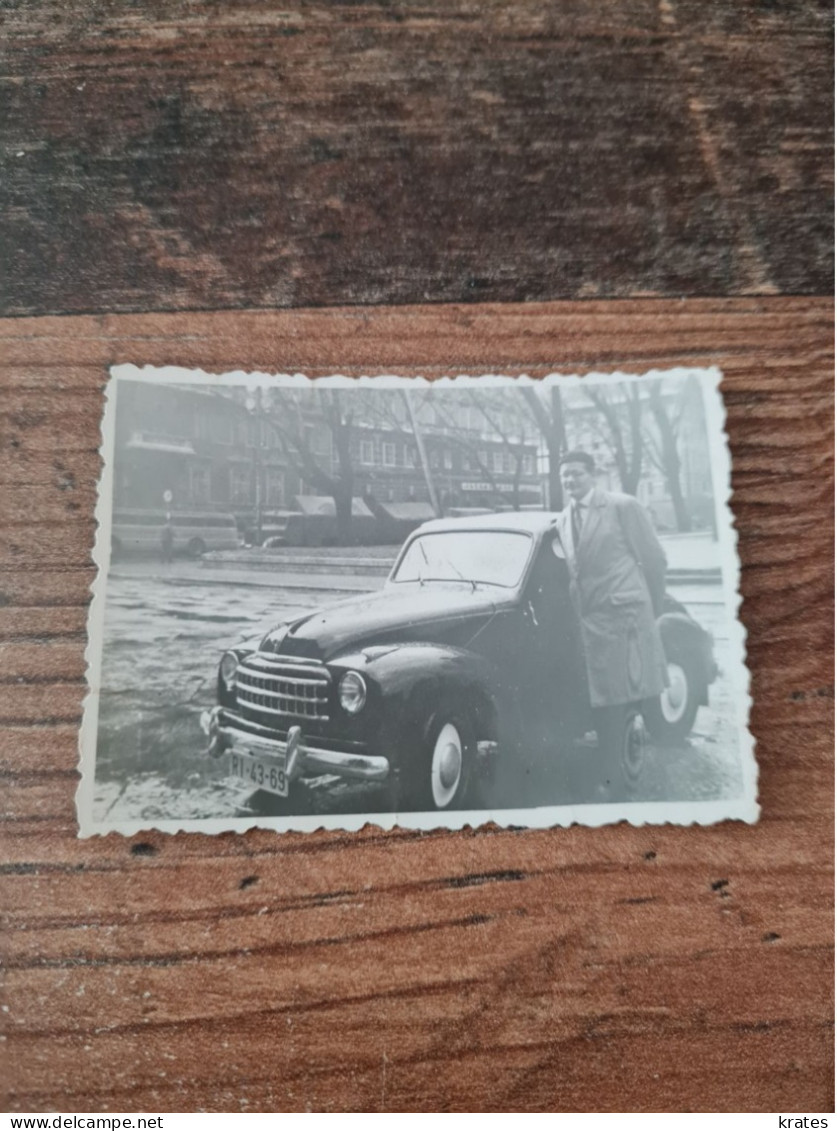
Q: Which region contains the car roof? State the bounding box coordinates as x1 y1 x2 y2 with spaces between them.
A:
413 511 561 536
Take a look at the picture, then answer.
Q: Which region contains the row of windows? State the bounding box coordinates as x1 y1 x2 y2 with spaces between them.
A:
132 412 284 451
272 392 541 442
188 464 285 507
355 440 535 476
359 440 414 468
186 452 537 508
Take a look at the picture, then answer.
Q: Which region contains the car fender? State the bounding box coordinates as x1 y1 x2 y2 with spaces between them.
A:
657 611 717 701
332 642 501 742
215 637 261 706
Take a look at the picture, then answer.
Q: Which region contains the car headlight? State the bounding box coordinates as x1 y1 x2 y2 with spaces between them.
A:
339 670 367 714
220 651 238 692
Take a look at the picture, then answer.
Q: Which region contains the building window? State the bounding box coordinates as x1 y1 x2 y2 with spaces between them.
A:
407 446 418 468
523 454 534 476
229 465 250 505
443 450 452 470
383 442 396 468
361 440 375 465
189 465 211 504
493 451 503 474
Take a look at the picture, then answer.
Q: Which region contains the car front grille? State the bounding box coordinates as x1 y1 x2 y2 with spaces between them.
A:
235 654 331 723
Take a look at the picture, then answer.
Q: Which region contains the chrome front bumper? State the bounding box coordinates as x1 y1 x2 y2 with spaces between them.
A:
200 706 390 784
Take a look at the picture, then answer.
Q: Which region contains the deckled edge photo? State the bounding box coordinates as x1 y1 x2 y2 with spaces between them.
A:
76 366 758 837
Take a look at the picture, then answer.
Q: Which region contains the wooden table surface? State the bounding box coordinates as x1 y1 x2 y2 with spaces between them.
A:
2 1 833 1115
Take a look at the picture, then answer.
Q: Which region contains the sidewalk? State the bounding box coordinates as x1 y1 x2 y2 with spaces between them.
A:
198 566 381 592
110 560 382 593
111 530 723 592
203 547 394 577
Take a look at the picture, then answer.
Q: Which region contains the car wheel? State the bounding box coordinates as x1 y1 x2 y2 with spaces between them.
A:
596 705 647 800
619 710 647 789
186 537 207 559
643 654 702 743
405 700 476 812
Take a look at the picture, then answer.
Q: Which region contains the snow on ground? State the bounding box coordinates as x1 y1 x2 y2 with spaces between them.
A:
94 773 253 823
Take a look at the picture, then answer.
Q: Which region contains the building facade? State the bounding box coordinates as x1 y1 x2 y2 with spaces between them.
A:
112 381 288 528
327 389 543 511
112 377 714 541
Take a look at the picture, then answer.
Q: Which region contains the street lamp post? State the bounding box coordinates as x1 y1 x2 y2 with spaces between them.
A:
402 390 441 516
245 387 265 546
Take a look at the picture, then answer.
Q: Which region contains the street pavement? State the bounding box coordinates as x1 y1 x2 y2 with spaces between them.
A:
113 560 379 593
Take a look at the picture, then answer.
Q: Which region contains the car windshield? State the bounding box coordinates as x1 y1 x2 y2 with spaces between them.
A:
392 530 533 589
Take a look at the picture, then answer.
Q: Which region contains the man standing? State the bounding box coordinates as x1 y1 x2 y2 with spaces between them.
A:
557 450 669 778
160 517 175 565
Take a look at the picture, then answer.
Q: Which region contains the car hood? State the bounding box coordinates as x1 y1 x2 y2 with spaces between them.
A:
261 582 509 661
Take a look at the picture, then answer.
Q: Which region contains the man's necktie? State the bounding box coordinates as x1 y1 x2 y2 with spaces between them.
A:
572 503 583 550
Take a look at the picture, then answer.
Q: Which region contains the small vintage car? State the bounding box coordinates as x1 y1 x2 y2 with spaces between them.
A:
201 513 717 812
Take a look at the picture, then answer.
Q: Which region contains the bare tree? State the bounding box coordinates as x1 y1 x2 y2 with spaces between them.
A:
265 388 356 543
583 383 643 496
401 391 441 515
415 388 538 511
643 379 692 532
465 390 530 510
442 422 513 510
350 388 442 515
522 385 567 509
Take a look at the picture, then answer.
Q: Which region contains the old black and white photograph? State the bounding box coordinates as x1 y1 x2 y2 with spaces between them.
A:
78 366 756 835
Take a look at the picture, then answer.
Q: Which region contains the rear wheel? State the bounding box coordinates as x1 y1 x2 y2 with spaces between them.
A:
643 654 702 743
597 705 648 799
619 711 647 789
186 537 207 559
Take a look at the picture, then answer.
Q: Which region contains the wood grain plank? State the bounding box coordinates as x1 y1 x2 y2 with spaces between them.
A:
0 300 832 1113
1 3 832 316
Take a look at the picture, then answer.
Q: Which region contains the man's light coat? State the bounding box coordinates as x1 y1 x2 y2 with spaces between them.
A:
557 487 669 708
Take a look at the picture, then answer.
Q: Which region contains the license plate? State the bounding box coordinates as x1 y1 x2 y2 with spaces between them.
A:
230 750 288 797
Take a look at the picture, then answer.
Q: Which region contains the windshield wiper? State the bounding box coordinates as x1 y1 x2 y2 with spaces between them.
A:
417 539 429 587
441 558 476 592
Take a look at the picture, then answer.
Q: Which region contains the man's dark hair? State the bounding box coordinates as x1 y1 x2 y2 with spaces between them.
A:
558 449 596 472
